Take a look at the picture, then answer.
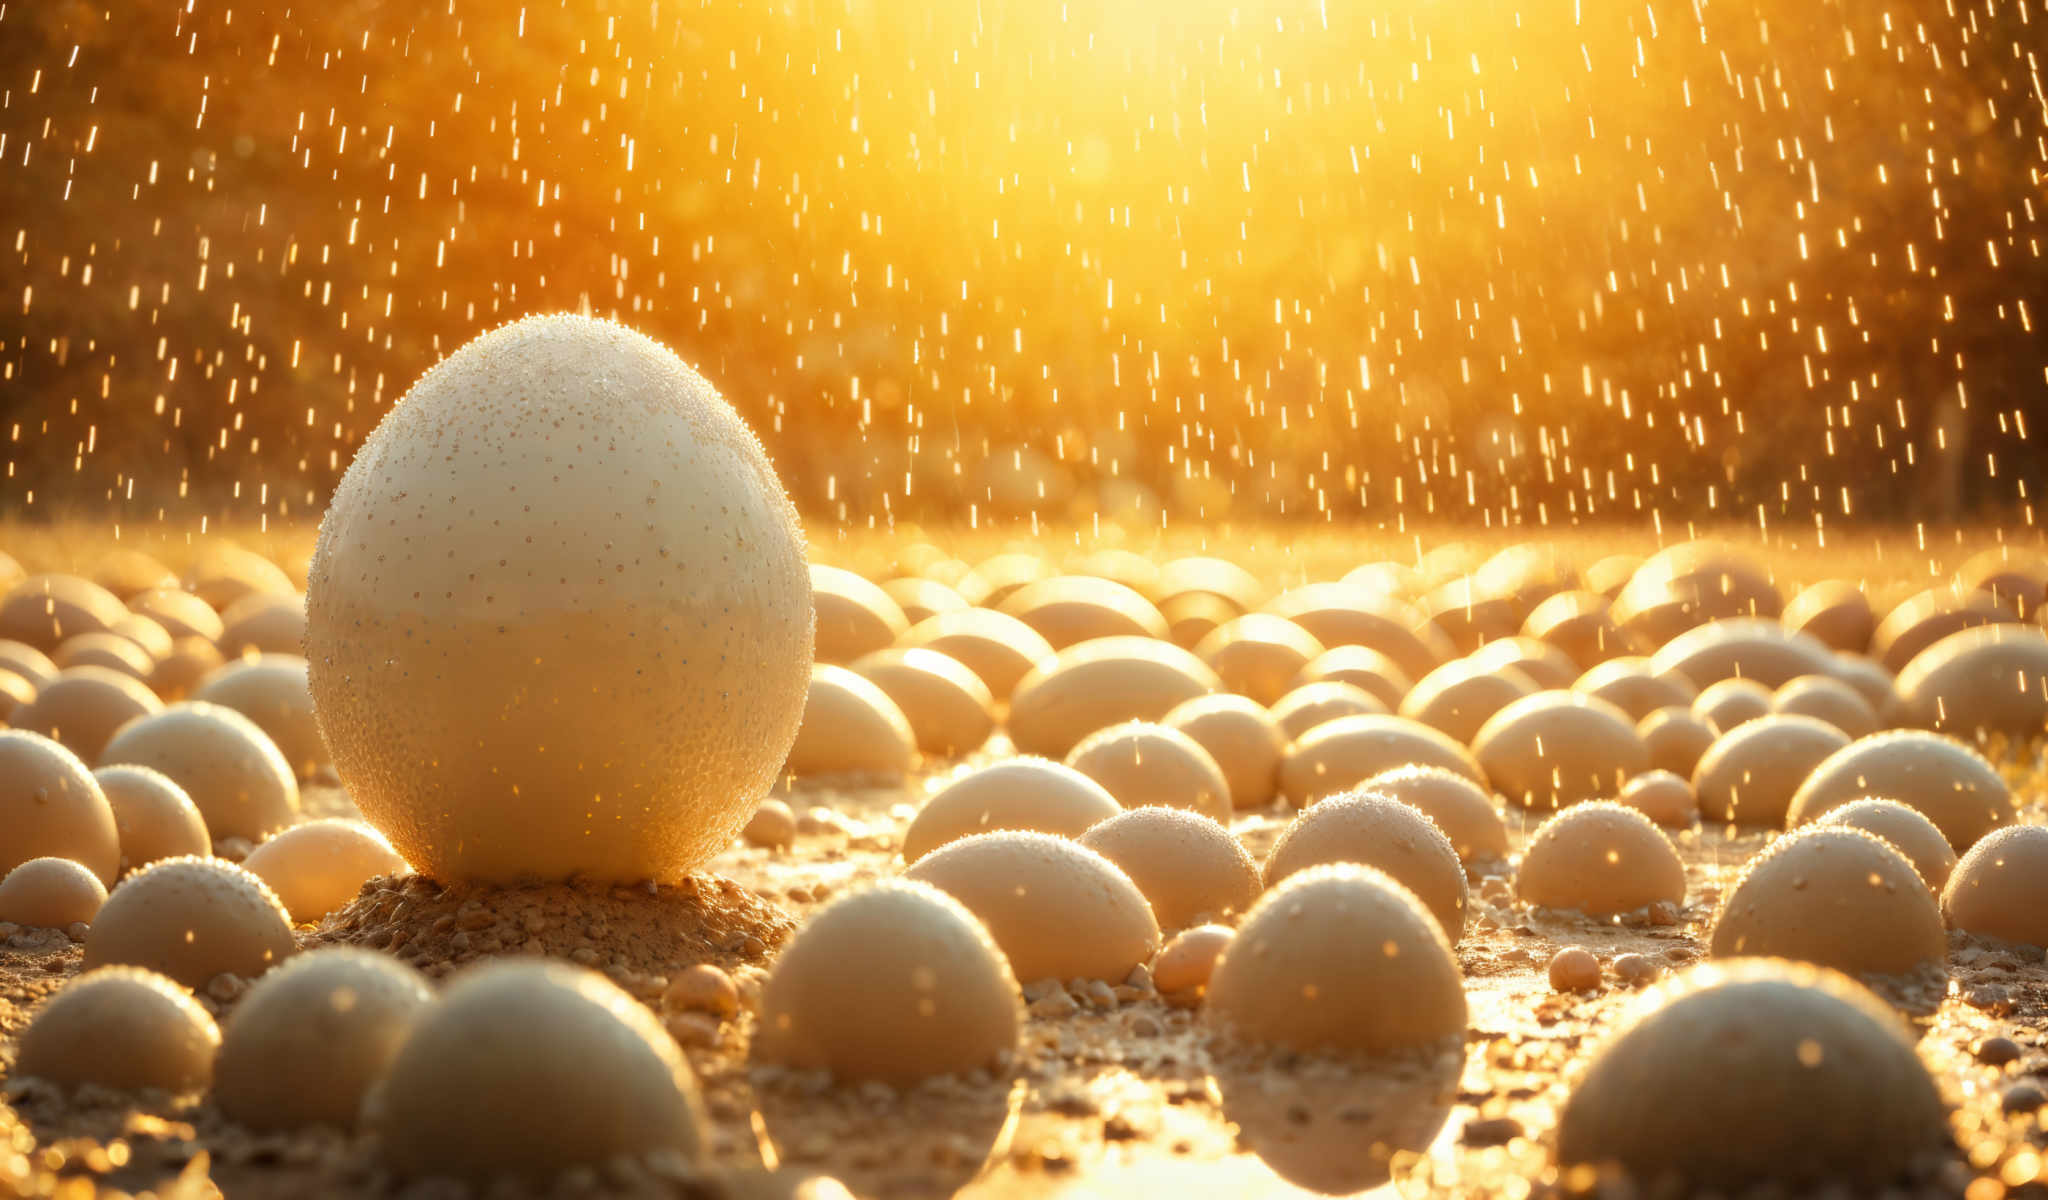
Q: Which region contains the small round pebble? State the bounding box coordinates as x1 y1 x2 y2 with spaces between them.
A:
663 964 740 1020
1612 953 1659 986
2003 1082 2047 1116
1974 1036 2023 1067
744 799 798 850
1549 947 1601 993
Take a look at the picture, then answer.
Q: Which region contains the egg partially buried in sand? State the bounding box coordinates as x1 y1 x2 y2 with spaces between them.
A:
366 960 708 1182
305 315 813 884
904 831 1160 984
754 880 1022 1085
213 948 434 1131
1206 864 1466 1054
1708 825 1946 982
14 966 220 1094
1556 960 1949 1188
242 819 409 924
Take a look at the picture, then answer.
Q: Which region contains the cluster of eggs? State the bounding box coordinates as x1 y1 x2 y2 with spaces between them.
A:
0 548 410 937
9 316 2048 1192
757 531 2048 1189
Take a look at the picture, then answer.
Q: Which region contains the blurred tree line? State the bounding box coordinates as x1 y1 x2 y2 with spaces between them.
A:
0 0 2041 527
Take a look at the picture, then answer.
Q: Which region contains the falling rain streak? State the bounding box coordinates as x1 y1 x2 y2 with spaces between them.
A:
0 0 2043 532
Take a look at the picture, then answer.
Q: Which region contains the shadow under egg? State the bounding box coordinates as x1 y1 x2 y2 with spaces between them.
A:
1210 1036 1463 1196
751 1069 1024 1198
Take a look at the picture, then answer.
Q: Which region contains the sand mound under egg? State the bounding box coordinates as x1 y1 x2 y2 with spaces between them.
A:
311 872 796 984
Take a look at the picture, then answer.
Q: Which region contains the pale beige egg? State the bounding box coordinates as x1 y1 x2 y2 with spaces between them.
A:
367 960 707 1180
94 764 211 873
0 730 120 887
91 550 178 602
811 564 909 665
1770 673 1880 738
1608 542 1782 648
903 831 1160 984
216 592 308 660
149 636 227 702
897 607 1055 701
1692 677 1774 734
1163 693 1287 810
1467 636 1582 691
1290 643 1412 710
900 758 1121 862
1000 575 1170 649
1008 636 1220 759
1280 715 1485 806
12 666 163 763
1360 765 1509 864
1264 791 1467 938
0 574 130 651
1650 618 1835 691
0 856 107 928
99 701 300 844
1615 770 1697 829
1152 924 1235 995
1691 715 1850 827
0 638 60 688
755 880 1022 1084
1941 824 2048 948
1709 825 1944 979
185 545 296 615
1815 799 1957 891
1400 657 1538 747
127 588 224 644
1524 589 1633 668
242 818 409 924
850 646 995 758
192 655 329 778
1956 547 2048 619
1638 704 1720 778
1262 584 1445 683
1573 656 1699 722
1194 614 1325 707
1065 721 1232 824
1895 623 2048 739
880 576 968 626
53 631 155 683
213 948 434 1130
1556 960 1948 1187
1422 575 1521 656
784 665 919 780
1206 864 1466 1054
1786 730 2014 851
14 966 219 1094
84 855 296 987
1516 802 1685 916
1269 680 1387 741
1473 691 1646 810
304 316 812 885
1782 580 1877 653
1080 807 1262 930
1870 586 2018 674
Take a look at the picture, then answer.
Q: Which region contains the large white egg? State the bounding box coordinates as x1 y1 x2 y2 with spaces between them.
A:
305 315 813 884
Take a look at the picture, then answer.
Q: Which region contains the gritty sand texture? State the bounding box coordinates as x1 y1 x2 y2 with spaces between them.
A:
4 765 2047 1199
2 525 2047 1197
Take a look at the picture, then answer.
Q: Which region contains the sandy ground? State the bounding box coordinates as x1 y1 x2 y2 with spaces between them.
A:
2 521 2047 1197
3 757 2047 1200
